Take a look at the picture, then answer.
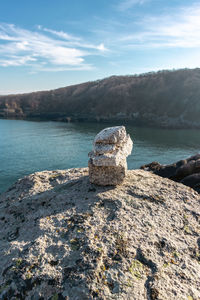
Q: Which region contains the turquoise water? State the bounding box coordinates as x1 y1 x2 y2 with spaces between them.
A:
0 119 200 194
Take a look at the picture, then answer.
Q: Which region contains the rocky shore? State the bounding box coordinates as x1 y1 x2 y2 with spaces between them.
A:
141 154 200 193
0 168 199 300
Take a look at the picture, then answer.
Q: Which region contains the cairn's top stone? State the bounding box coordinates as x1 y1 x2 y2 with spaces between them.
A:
94 126 126 144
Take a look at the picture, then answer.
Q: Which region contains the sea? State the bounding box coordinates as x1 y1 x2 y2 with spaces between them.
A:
0 119 200 194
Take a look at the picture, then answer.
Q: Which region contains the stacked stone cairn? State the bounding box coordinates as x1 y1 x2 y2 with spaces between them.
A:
88 126 133 185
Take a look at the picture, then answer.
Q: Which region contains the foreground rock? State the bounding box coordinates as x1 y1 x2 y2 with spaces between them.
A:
88 126 133 185
0 168 199 299
141 153 200 193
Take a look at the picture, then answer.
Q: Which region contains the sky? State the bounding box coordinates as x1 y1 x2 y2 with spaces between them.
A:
0 0 200 94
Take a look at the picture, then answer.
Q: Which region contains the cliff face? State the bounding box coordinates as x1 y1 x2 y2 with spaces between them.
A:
1 68 200 128
0 168 199 299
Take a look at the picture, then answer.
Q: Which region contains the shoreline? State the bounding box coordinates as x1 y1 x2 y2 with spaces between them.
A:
1 116 200 130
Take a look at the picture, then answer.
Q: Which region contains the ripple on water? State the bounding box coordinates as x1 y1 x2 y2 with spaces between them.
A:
0 119 200 193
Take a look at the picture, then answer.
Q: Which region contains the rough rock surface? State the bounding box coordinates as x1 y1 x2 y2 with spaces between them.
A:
88 126 133 185
88 160 127 186
141 153 200 193
94 126 127 145
0 168 200 300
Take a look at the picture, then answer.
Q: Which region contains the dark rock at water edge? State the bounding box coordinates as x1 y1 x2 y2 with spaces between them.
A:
141 153 200 193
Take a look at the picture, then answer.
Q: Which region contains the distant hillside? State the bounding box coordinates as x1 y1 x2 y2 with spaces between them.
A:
1 68 200 128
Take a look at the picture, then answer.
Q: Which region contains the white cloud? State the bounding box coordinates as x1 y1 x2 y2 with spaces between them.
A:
119 3 200 48
38 26 108 52
117 0 147 11
41 26 81 41
96 43 107 51
0 23 107 71
0 55 37 67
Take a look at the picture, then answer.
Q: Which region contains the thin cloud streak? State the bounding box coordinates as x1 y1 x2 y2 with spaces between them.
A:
0 23 107 71
119 3 200 48
41 27 81 41
40 27 109 52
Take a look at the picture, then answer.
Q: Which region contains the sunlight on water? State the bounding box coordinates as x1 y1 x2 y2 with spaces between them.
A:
0 119 200 193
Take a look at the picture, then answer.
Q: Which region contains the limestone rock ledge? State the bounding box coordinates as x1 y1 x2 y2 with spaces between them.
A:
0 168 199 300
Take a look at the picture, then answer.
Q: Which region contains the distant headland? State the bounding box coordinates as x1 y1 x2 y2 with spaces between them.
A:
1 68 200 128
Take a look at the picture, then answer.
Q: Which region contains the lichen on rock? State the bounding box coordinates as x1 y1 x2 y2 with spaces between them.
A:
0 168 199 299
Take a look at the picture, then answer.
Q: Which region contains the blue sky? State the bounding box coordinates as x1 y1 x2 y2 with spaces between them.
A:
0 0 200 94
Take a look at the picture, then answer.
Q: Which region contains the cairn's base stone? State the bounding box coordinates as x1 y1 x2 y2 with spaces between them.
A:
88 160 127 185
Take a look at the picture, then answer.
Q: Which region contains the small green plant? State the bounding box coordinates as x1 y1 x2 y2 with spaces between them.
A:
163 262 170 268
125 279 133 287
70 238 80 250
51 294 58 300
129 259 144 279
172 251 179 258
183 225 190 234
25 272 32 279
15 258 23 267
49 173 61 180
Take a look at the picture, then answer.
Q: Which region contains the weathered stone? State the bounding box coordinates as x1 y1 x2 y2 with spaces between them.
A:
89 151 121 167
90 135 133 167
0 168 199 300
88 126 133 185
94 143 116 155
94 126 126 144
88 159 127 185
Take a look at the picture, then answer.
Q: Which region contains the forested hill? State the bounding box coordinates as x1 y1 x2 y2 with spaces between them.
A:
1 68 200 128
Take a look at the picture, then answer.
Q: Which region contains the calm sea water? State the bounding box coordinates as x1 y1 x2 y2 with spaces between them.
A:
0 119 200 194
